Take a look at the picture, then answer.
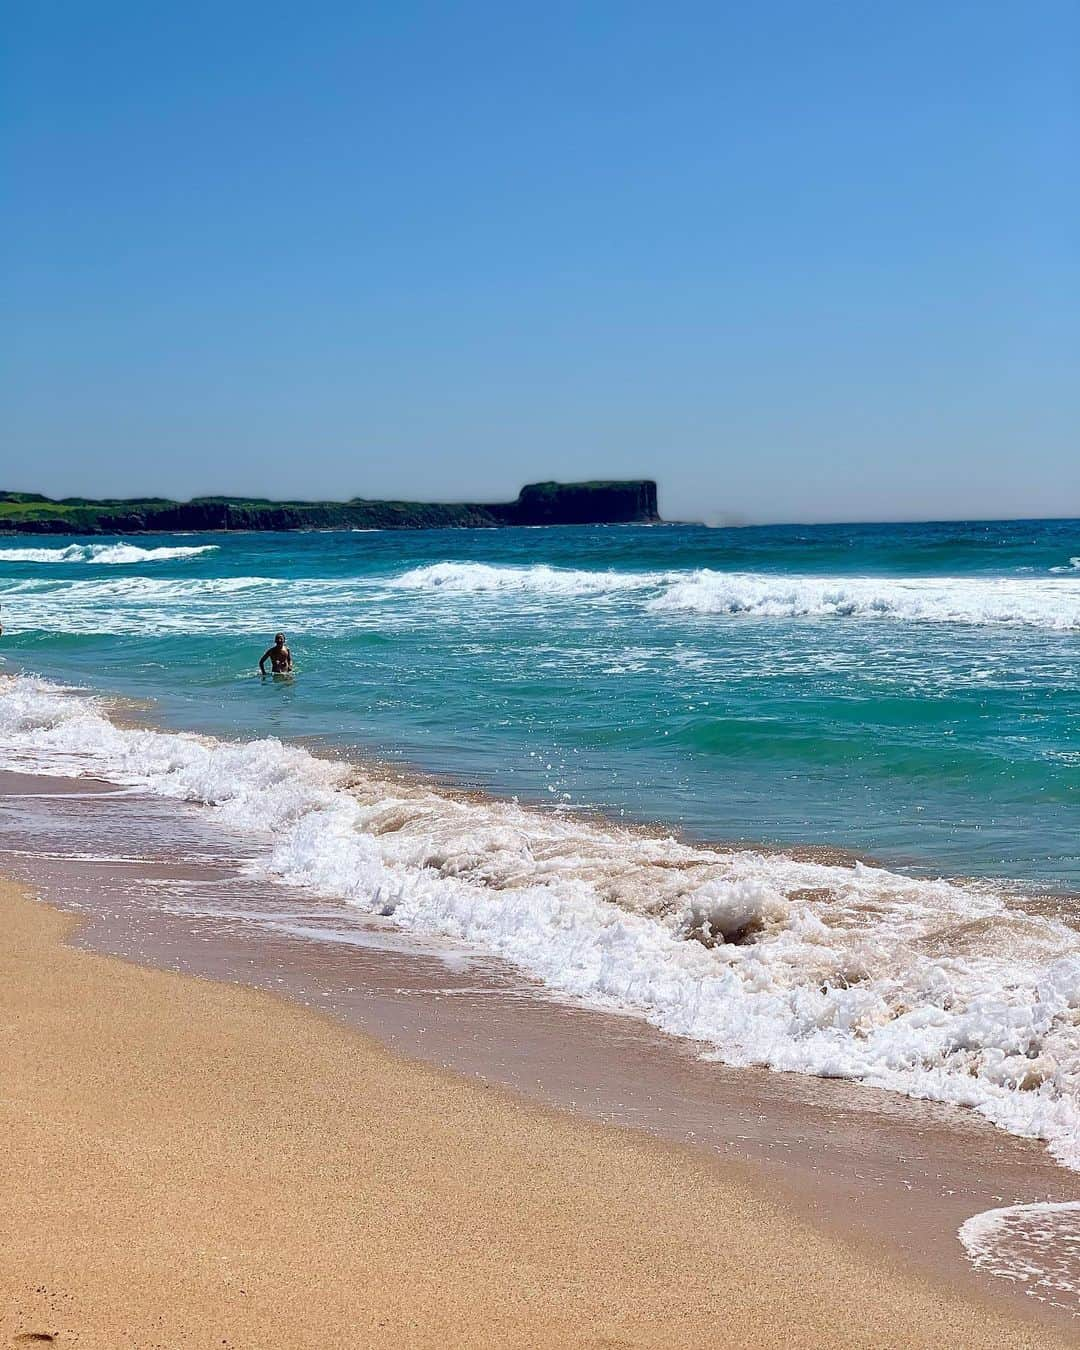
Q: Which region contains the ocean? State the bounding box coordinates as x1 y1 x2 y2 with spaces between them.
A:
1 517 1078 1176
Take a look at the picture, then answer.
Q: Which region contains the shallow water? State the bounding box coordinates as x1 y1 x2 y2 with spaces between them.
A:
1 518 1078 885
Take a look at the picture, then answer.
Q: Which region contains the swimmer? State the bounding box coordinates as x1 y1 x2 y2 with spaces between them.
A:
259 632 292 674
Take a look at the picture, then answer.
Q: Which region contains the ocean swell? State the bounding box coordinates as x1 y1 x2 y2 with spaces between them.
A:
648 571 1080 629
390 561 659 595
4 559 1077 635
2 671 1078 1171
390 563 1080 630
0 542 219 564
0 575 387 636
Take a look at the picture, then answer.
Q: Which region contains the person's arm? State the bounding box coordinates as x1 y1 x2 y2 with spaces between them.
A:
259 648 273 673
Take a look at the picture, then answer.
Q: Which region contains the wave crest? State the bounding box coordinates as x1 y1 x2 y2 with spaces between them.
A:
387 563 1080 629
389 561 656 595
0 542 219 564
647 570 1080 630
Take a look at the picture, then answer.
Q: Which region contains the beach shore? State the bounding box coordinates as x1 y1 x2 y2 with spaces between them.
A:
1 876 1072 1350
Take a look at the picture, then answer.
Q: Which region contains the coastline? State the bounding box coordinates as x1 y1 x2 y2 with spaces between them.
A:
3 668 1077 1171
3 657 1074 900
0 480 662 534
2 654 1079 1333
1 874 1073 1349
2 766 1078 1334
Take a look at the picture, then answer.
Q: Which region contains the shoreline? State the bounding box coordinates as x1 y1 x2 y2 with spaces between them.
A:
1 768 1078 1335
8 658 1075 904
2 669 1079 1170
1 874 1074 1349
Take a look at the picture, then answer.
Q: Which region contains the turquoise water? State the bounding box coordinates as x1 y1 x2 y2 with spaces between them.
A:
1 518 1078 888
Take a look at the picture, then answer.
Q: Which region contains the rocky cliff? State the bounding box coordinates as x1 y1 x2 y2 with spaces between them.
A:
0 481 660 534
499 480 659 526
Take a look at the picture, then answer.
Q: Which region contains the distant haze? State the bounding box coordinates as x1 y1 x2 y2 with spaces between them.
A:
3 3 1078 525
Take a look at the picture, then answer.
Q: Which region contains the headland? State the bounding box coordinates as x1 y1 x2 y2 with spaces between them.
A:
0 478 660 533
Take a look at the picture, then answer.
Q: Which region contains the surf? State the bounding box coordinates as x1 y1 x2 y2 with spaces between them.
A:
0 542 219 564
2 670 1078 1172
390 561 1080 629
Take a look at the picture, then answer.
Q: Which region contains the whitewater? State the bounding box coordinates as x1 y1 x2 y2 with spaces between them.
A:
2 668 1078 1171
959 1201 1080 1309
0 542 219 565
4 561 1079 638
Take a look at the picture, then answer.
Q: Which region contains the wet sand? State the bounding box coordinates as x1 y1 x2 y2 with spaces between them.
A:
1 768 1078 1343
2 876 1075 1350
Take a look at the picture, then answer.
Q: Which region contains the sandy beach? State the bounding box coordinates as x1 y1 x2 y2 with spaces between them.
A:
6 0 1078 1339
0 876 1072 1350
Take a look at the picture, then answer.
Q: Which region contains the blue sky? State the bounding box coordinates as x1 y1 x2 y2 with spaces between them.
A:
3 1 1077 522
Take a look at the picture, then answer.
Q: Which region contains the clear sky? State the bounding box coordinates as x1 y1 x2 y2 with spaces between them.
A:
3 1 1078 523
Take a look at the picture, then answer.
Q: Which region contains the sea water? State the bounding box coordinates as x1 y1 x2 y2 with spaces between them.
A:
1 518 1078 1175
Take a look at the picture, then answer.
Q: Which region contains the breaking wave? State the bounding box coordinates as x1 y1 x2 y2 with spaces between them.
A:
648 571 1080 629
4 558 1077 635
391 563 1080 630
2 671 1078 1171
0 542 219 564
0 576 387 636
390 561 658 594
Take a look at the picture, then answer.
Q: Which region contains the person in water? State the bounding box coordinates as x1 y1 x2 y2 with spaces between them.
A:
259 633 292 674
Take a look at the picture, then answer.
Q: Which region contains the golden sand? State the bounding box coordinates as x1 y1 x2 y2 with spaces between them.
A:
0 879 1069 1349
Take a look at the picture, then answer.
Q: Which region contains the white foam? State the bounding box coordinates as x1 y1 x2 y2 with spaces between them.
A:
7 556 1077 635
389 563 1080 630
389 561 660 595
0 542 219 564
2 670 1078 1171
0 575 387 635
959 1201 1080 1309
1050 557 1080 575
648 570 1080 630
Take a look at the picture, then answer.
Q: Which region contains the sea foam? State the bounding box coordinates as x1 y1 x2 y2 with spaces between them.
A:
0 542 219 564
391 563 1080 630
0 575 385 636
5 559 1077 636
959 1201 1080 1309
647 570 1080 630
2 671 1078 1171
390 561 659 595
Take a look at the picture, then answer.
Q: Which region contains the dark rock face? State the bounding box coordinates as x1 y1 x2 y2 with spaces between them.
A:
504 480 659 526
0 481 660 533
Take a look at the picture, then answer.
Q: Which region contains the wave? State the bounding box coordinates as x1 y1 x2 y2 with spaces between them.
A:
389 561 659 594
2 670 1078 1170
1050 557 1080 574
0 542 219 564
648 571 1080 630
959 1201 1080 1310
6 556 1078 634
390 563 1080 629
0 576 388 636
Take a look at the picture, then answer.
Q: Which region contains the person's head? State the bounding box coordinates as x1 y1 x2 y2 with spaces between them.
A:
275 633 286 647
